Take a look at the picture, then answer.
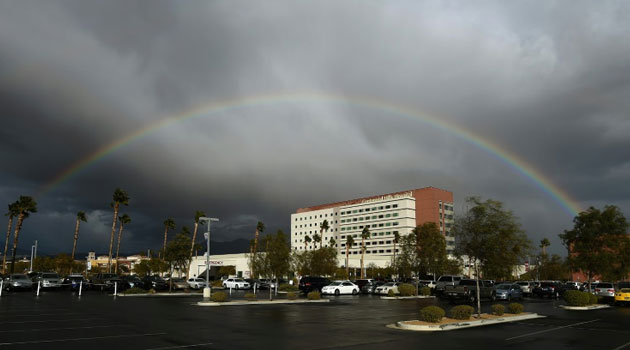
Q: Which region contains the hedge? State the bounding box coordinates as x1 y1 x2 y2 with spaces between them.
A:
307 291 321 300
287 292 298 300
588 293 598 305
398 283 416 296
564 290 591 306
211 291 228 302
420 306 445 323
450 305 474 320
278 284 299 292
387 289 395 297
211 280 223 287
123 287 146 295
508 303 524 314
420 286 431 296
491 304 505 316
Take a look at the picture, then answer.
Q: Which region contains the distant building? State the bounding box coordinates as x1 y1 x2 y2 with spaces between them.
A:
290 187 455 257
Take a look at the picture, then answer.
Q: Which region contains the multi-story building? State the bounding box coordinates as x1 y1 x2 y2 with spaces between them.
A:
290 187 455 259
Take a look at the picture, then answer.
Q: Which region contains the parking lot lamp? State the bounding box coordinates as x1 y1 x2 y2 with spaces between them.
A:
198 217 219 299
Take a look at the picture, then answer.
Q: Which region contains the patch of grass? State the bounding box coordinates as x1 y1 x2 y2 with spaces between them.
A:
420 306 445 323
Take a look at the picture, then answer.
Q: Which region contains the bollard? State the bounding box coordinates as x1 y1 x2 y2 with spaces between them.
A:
229 286 232 295
79 281 83 296
0 280 3 297
114 282 117 296
37 281 41 296
254 282 257 294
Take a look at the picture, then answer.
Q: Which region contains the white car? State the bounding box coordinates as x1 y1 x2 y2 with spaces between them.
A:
223 278 250 289
187 278 207 289
321 281 360 295
375 282 400 295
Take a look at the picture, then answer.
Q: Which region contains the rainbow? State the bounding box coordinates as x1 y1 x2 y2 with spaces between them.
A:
38 92 582 216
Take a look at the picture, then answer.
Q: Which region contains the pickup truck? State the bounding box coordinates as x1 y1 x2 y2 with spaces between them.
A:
443 279 496 302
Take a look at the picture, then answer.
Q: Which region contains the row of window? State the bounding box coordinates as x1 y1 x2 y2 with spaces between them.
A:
345 249 396 254
341 231 399 240
341 221 399 231
439 203 454 211
341 240 393 247
340 213 399 223
295 221 337 229
340 204 399 215
294 230 337 236
295 213 337 221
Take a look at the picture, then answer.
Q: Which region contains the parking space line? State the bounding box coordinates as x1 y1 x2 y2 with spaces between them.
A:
0 325 119 333
143 342 214 350
505 319 600 340
0 317 98 324
0 332 167 346
612 341 630 350
11 312 81 317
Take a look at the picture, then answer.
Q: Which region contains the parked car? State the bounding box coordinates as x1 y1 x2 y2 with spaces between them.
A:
122 275 147 289
299 276 331 294
187 278 207 289
322 280 360 295
222 278 250 289
418 280 437 289
169 278 189 290
593 282 616 298
532 281 564 298
614 287 630 305
361 280 385 294
90 273 127 291
3 274 33 291
63 274 89 290
435 275 463 295
375 282 400 295
257 278 277 289
617 281 630 290
494 283 524 301
443 279 495 302
32 272 62 289
516 281 536 296
142 275 169 290
353 279 374 290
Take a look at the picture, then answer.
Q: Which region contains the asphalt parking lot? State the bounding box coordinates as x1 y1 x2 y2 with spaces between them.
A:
1 290 630 349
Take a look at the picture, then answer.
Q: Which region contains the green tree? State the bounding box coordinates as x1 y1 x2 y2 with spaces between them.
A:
291 250 311 277
258 230 291 300
414 223 449 277
218 265 236 277
251 221 265 278
162 218 176 259
2 202 19 274
329 237 336 247
540 238 550 256
392 231 400 278
304 235 312 250
107 188 129 272
560 205 629 291
396 233 417 280
319 220 329 249
133 260 151 276
312 233 322 249
310 247 338 276
453 197 531 317
360 227 370 278
114 214 131 269
189 211 206 259
9 196 37 273
345 235 354 275
164 232 196 289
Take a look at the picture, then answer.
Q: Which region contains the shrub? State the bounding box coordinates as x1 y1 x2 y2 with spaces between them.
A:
564 290 590 306
278 284 299 292
450 305 474 320
398 283 416 296
420 286 431 296
507 303 524 314
420 306 445 323
588 293 598 305
245 293 257 301
211 280 223 288
307 291 321 300
211 292 228 302
287 292 297 300
124 287 146 295
387 289 395 297
491 304 505 316
148 288 157 294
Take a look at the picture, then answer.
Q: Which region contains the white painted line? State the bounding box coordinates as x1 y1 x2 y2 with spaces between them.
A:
0 332 167 346
612 341 630 350
12 312 81 317
0 325 119 333
505 319 600 340
0 317 98 324
144 342 214 350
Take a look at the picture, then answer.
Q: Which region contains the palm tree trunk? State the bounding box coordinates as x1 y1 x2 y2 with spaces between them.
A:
320 230 323 249
345 246 349 275
115 224 124 272
253 228 259 278
190 221 199 258
393 242 397 279
70 218 81 274
162 226 169 260
9 214 25 274
360 238 365 278
2 216 13 274
107 204 119 273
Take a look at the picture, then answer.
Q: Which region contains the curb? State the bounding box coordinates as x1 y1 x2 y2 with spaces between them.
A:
197 299 330 306
392 313 544 331
380 295 435 300
115 293 203 297
559 304 611 310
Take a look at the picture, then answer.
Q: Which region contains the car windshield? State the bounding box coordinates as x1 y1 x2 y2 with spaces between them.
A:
621 288 630 293
597 283 613 288
437 276 451 282
496 284 511 289
234 279 245 282
516 282 529 285
618 283 630 289
382 282 395 287
12 275 28 280
42 273 59 278
328 282 342 286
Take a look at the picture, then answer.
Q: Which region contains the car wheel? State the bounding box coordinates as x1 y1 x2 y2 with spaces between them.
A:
469 294 475 304
335 289 340 296
352 289 358 295
491 293 496 302
507 295 511 302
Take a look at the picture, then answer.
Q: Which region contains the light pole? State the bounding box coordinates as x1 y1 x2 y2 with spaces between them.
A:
198 217 219 299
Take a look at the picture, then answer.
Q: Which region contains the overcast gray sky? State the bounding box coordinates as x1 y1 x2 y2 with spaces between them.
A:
1 0 629 257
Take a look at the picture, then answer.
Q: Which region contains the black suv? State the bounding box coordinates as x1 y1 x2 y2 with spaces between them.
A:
299 276 331 293
532 281 565 298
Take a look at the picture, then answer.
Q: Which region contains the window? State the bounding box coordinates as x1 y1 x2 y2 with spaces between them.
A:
359 209 363 213
385 205 391 209
393 222 399 226
385 214 391 218
379 232 384 236
353 218 357 222
365 208 370 212
352 210 358 213
378 223 384 227
378 215 384 219
379 206 383 210
386 249 391 253
372 215 377 219
386 240 391 244
393 213 399 217
372 232 378 237
385 223 391 227
379 250 384 253
393 204 398 208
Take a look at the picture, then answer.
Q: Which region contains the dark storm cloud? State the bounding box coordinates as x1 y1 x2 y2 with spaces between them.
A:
1 1 629 256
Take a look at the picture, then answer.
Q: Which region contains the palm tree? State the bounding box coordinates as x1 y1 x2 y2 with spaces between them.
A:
540 238 550 255
115 213 131 270
189 211 206 259
329 237 336 247
319 220 329 249
107 188 130 272
304 235 312 250
313 233 321 249
393 231 400 279
360 227 370 278
252 221 265 277
9 196 37 273
345 235 354 275
162 218 175 259
69 211 87 273
2 202 19 274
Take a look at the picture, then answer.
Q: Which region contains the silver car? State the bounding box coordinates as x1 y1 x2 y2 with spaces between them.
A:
33 272 62 288
494 283 524 301
515 281 536 295
593 282 615 297
4 274 33 291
